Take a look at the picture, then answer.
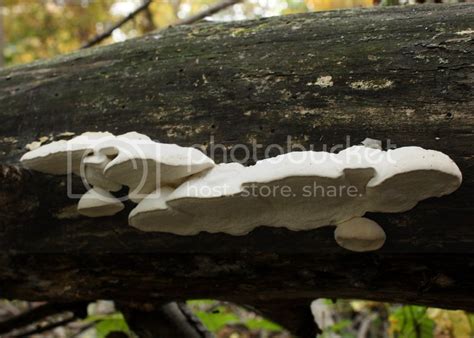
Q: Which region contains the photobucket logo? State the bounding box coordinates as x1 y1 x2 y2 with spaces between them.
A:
184 182 233 197
67 135 158 201
66 134 398 202
241 182 363 198
192 135 398 165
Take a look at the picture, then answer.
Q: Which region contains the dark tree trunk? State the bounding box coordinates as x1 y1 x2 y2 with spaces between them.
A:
119 302 213 338
0 3 473 335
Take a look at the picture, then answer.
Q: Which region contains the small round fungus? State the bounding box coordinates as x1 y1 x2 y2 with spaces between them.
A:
334 217 386 252
77 187 124 217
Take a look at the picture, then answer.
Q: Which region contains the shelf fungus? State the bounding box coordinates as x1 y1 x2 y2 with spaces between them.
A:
20 131 115 175
334 217 386 252
21 132 462 252
78 187 124 217
20 131 215 216
97 132 215 202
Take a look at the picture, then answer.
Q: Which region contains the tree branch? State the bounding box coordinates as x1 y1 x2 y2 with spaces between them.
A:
82 0 241 49
81 0 152 49
173 0 243 26
119 302 213 338
13 316 76 338
0 302 88 336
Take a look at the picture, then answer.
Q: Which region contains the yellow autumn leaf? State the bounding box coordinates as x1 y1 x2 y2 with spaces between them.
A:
427 308 472 337
305 0 374 11
150 2 178 28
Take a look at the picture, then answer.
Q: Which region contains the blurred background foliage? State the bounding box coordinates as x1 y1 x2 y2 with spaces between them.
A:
1 0 306 66
0 0 458 67
1 299 473 337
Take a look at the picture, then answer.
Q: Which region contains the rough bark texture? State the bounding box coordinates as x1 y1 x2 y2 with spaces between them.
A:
0 3 473 332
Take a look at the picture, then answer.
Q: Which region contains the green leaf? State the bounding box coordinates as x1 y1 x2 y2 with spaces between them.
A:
245 318 283 331
329 319 352 332
390 305 435 338
193 310 240 332
85 313 130 338
189 300 283 334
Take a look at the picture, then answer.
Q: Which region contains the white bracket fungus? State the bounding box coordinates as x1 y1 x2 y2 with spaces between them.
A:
21 132 114 175
98 132 214 202
334 217 386 252
78 187 124 217
21 132 462 252
21 131 214 215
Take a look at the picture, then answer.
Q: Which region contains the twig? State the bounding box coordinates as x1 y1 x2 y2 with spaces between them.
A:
82 0 242 49
13 315 76 337
176 301 213 337
82 0 152 49
173 0 243 26
0 302 88 335
70 319 102 338
357 313 377 338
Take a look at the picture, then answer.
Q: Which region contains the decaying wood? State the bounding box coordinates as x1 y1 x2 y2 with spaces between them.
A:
0 3 473 335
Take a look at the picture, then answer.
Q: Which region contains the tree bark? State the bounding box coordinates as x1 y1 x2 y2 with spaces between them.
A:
0 3 472 331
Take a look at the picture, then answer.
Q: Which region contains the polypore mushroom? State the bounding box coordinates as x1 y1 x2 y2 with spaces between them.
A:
77 187 124 217
20 140 69 174
360 137 382 150
334 217 386 252
129 145 462 243
129 163 256 234
20 131 115 174
21 131 463 253
82 152 122 191
99 132 215 202
21 131 215 217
